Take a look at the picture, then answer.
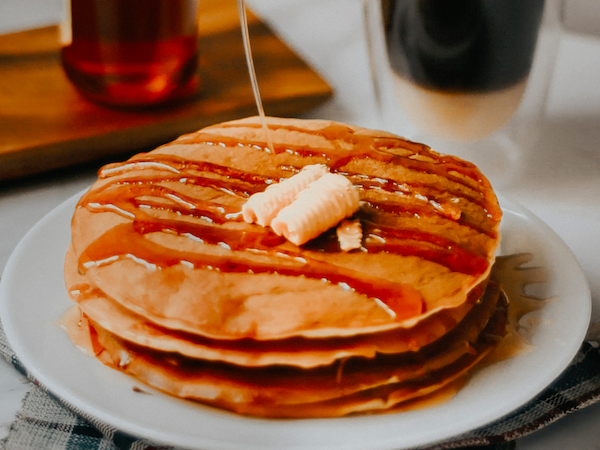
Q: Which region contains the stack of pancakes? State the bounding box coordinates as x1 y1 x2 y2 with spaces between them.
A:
64 117 504 417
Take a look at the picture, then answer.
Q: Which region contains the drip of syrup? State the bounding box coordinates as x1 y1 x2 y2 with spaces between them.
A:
237 0 275 154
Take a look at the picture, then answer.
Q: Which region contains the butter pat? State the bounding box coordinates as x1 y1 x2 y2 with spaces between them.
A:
271 173 360 246
337 219 363 251
242 164 328 227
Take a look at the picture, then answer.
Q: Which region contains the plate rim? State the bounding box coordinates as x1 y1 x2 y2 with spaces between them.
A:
0 190 592 450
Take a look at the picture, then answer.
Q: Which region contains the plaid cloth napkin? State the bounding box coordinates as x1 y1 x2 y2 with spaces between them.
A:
2 317 600 450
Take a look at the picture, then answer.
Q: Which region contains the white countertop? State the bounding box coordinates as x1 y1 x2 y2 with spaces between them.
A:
1 0 599 448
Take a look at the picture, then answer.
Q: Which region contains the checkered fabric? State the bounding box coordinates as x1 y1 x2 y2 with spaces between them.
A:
1 317 600 450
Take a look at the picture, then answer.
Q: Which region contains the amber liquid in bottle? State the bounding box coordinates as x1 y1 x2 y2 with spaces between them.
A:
61 0 200 108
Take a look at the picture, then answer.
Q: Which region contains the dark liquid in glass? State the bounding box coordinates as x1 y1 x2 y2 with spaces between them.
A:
61 0 200 108
382 0 546 140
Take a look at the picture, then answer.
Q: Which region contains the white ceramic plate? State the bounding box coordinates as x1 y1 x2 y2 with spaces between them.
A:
0 191 591 450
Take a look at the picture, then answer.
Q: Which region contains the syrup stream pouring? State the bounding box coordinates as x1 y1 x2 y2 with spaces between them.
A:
237 0 275 154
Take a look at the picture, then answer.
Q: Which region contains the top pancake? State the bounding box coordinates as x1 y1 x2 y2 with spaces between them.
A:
66 116 501 341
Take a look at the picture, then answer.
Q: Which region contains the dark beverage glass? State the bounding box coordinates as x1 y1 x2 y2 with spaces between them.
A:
61 0 200 108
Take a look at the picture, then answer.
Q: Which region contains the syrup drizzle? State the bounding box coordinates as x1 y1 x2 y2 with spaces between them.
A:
101 154 496 238
237 0 274 153
79 222 424 321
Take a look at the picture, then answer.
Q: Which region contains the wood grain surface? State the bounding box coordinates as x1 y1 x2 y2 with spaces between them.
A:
0 0 332 181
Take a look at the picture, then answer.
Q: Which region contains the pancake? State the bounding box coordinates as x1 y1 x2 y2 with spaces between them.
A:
63 116 503 417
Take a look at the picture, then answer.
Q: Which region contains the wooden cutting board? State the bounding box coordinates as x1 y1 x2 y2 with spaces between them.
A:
0 0 332 181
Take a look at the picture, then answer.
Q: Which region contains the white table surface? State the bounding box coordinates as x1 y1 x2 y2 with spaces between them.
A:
1 0 599 448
